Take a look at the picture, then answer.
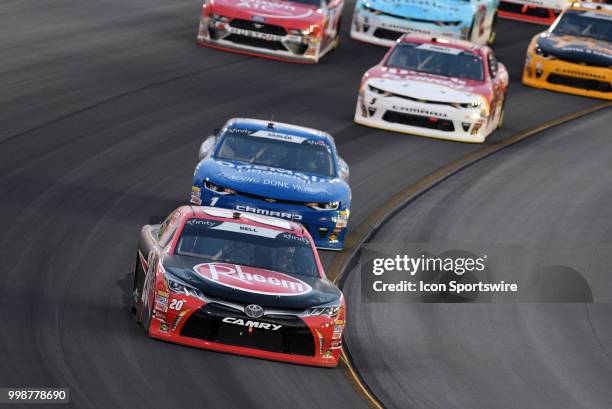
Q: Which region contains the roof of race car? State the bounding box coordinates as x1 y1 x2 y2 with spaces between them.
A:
398 34 484 54
570 2 612 14
187 205 306 234
223 118 335 145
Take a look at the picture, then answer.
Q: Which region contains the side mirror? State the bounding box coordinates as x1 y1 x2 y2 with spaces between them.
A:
338 156 350 183
198 135 217 161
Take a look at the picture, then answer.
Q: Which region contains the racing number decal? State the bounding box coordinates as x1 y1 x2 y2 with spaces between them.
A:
210 197 219 207
169 299 184 311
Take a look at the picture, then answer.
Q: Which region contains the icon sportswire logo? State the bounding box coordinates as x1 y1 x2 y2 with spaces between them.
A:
194 263 312 296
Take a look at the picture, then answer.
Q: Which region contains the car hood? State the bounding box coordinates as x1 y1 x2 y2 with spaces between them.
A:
362 0 475 22
163 256 341 309
537 33 612 68
211 0 324 28
368 71 490 104
197 159 349 203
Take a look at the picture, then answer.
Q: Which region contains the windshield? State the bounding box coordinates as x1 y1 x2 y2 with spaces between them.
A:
386 42 484 81
553 10 612 42
216 129 336 177
176 219 319 277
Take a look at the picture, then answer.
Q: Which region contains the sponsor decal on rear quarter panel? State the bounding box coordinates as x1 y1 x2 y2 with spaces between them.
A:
194 262 312 296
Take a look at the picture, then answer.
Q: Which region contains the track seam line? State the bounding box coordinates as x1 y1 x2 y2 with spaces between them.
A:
329 100 611 409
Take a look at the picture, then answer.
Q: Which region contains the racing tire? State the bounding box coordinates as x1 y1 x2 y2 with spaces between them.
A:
487 12 498 46
141 300 153 334
497 93 507 130
468 20 476 43
332 17 342 51
131 254 142 322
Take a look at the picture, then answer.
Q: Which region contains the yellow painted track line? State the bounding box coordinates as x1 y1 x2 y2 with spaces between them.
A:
329 101 612 409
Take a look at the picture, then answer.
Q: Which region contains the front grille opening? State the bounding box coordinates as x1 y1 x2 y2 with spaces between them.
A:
229 19 287 36
547 74 611 93
373 28 403 41
383 111 455 132
498 1 556 18
180 304 315 356
284 42 308 56
224 34 286 51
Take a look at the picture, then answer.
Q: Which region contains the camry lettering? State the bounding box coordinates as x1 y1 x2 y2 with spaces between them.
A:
222 317 282 331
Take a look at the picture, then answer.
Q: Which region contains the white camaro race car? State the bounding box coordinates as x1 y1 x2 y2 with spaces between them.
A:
355 35 509 143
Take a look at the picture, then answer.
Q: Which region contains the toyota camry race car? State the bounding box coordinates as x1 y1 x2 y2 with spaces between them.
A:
355 36 508 143
197 0 344 63
190 118 351 250
522 2 612 99
132 206 346 367
350 0 499 47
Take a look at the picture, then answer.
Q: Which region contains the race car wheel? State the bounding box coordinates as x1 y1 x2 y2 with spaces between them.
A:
497 93 507 130
131 254 143 322
141 300 153 334
468 20 476 43
487 12 498 45
333 17 342 50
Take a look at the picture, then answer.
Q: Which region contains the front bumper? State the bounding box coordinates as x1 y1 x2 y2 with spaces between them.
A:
354 89 491 143
498 1 559 24
522 54 612 100
350 9 468 47
197 17 322 64
191 185 349 250
149 290 344 368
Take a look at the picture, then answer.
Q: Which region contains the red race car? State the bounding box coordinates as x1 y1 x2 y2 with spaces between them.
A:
132 206 346 367
197 0 344 63
497 0 567 25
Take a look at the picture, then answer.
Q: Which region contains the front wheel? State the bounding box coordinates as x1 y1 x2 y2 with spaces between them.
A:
497 93 506 130
487 13 498 46
131 254 143 322
332 17 342 50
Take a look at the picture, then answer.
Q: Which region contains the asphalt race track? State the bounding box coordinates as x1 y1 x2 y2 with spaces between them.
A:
343 109 612 409
0 0 607 408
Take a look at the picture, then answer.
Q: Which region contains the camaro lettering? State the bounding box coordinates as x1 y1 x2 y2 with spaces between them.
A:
235 205 303 221
392 105 448 118
222 317 282 331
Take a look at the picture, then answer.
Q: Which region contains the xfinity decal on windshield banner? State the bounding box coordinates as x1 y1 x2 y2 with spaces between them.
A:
251 130 307 144
194 263 312 296
417 43 464 55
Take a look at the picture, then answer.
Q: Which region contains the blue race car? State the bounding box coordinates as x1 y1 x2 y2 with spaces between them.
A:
190 118 351 251
350 0 499 47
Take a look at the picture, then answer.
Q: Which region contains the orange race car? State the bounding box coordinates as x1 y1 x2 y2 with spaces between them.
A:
522 2 612 99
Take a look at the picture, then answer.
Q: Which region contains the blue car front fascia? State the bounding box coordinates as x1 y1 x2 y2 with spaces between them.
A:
351 0 478 46
191 181 349 251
